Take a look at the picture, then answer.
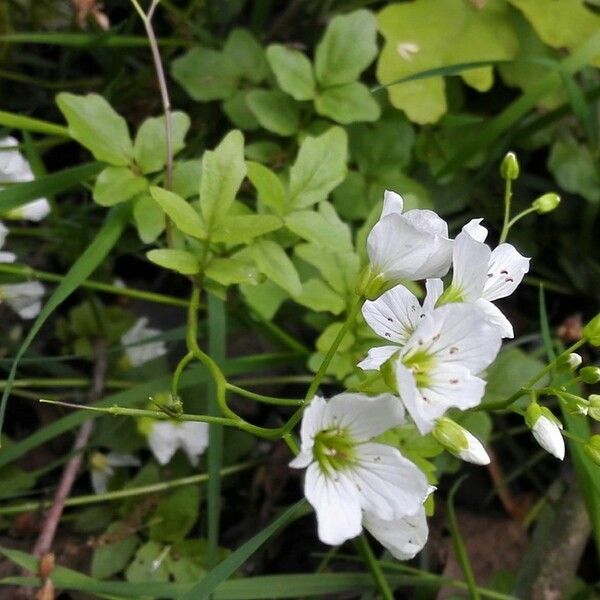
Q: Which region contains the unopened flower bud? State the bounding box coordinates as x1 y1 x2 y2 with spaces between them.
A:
500 152 519 180
588 395 600 421
532 192 560 214
525 404 565 460
557 352 582 372
583 313 600 346
580 366 600 384
433 418 490 465
584 435 600 466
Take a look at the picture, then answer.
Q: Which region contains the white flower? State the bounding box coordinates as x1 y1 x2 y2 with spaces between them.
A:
433 417 490 465
290 393 429 547
0 221 16 263
0 281 45 319
359 280 443 371
148 420 209 466
90 451 140 494
458 429 490 465
0 136 50 221
529 413 565 460
121 317 167 367
361 303 502 434
365 191 453 295
436 219 530 338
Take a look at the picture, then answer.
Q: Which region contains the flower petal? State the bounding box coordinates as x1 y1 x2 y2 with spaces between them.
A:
105 452 141 468
297 395 328 456
148 421 180 465
532 416 565 460
381 189 404 217
451 231 490 301
363 506 428 560
474 298 514 338
352 442 429 519
462 218 488 243
305 463 362 545
357 345 399 372
422 279 443 313
178 421 209 466
3 281 45 319
362 284 423 345
326 393 405 441
483 243 530 301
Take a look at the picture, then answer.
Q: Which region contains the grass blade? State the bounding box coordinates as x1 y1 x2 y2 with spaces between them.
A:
0 32 192 47
0 110 69 137
0 203 131 439
0 162 102 213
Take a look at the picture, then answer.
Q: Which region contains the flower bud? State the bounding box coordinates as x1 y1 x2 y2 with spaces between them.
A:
588 394 600 421
525 404 565 460
583 313 600 346
556 352 582 372
433 418 490 465
357 266 386 300
584 435 600 466
580 366 600 384
500 152 519 180
532 192 560 214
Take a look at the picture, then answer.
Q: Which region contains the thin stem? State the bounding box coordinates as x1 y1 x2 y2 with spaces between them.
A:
0 378 133 390
355 534 395 600
226 383 303 407
0 263 188 307
172 351 194 398
0 461 257 516
499 177 513 243
505 206 538 234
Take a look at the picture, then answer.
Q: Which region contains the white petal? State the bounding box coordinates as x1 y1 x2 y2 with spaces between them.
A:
462 218 488 243
422 279 443 313
395 361 486 434
122 317 167 366
147 421 180 465
403 303 502 374
91 469 110 495
451 231 490 301
352 442 429 519
357 346 399 372
0 221 9 247
364 506 428 560
178 421 209 466
8 198 51 221
458 431 490 465
483 244 530 301
381 190 404 217
3 281 45 319
305 463 362 545
297 395 328 456
474 298 514 338
0 251 16 263
105 452 141 468
326 393 405 441
289 450 313 469
403 209 449 238
362 284 423 345
532 416 565 460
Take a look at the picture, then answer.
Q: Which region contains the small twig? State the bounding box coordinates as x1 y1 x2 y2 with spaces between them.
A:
30 342 107 560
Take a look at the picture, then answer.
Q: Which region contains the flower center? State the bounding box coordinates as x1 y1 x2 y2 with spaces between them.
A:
435 285 465 306
313 428 356 474
402 349 435 388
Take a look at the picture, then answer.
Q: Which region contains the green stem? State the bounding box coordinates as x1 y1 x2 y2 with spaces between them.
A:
355 534 395 600
0 263 188 307
226 383 303 407
231 375 330 387
172 351 194 398
504 206 538 235
0 378 133 390
0 460 258 516
499 177 513 244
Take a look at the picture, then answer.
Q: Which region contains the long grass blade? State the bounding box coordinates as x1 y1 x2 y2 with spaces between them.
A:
0 32 193 47
0 110 69 137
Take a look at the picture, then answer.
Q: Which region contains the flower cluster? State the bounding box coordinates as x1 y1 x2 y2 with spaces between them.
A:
293 190 535 560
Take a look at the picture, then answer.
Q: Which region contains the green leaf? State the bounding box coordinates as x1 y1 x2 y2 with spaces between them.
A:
212 214 282 244
315 82 380 124
133 192 165 244
172 160 202 199
266 45 315 101
92 166 148 206
295 278 345 314
223 28 269 84
91 522 140 579
0 162 101 214
0 203 131 437
287 127 348 211
171 47 239 101
150 486 200 543
315 9 378 87
147 249 201 275
56 92 133 165
200 130 246 229
205 257 261 286
133 111 191 174
246 90 300 136
246 161 285 214
126 541 170 582
223 90 260 130
284 202 352 252
251 239 302 296
150 186 207 239
241 279 288 320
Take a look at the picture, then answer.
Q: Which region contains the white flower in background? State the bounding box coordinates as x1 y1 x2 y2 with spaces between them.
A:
290 393 429 547
364 191 453 296
432 417 490 465
0 136 50 221
526 404 565 460
90 451 140 494
359 303 501 434
148 420 209 466
0 281 45 319
434 219 530 338
359 279 443 371
0 221 16 263
121 317 167 367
